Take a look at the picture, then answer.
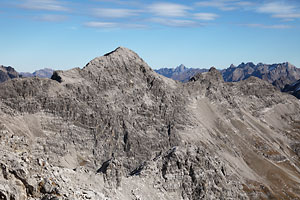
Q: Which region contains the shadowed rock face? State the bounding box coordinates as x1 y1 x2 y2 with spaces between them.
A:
283 79 300 99
1 47 300 199
0 65 19 83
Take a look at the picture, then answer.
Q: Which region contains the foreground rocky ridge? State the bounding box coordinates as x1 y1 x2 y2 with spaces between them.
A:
1 47 300 199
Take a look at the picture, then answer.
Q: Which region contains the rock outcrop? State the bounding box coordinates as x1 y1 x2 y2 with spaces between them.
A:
0 65 19 83
1 47 300 199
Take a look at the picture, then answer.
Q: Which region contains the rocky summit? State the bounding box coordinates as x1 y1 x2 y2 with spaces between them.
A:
1 47 300 200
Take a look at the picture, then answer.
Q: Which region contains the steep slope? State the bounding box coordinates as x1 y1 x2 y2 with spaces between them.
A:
0 65 19 83
1 47 300 199
221 62 300 90
155 64 208 82
20 68 54 78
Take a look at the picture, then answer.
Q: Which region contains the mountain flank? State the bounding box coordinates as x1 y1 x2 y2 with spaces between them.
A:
1 47 300 199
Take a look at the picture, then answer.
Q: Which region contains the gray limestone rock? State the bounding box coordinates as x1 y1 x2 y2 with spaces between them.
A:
0 47 300 199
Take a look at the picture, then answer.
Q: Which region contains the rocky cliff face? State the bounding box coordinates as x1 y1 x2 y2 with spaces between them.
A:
155 64 208 82
0 65 19 83
1 47 300 199
221 62 300 90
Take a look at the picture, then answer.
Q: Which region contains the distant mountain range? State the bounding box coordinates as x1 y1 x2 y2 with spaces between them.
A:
156 62 300 91
19 68 54 78
154 64 208 82
221 62 300 90
0 67 54 84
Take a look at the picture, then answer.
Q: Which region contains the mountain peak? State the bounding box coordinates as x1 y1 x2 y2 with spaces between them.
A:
103 46 134 56
229 64 236 68
190 66 223 83
53 47 155 84
87 47 143 68
174 64 187 73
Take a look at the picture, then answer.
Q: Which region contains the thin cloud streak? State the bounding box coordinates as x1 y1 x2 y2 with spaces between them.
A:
257 1 300 20
37 14 68 22
196 0 254 11
148 2 191 17
257 2 295 15
151 18 202 27
273 13 300 19
194 13 218 20
93 8 141 18
84 21 146 29
19 0 69 11
84 21 117 28
242 23 292 29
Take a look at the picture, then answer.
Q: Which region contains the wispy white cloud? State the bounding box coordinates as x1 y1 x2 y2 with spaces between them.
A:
84 21 146 29
242 23 292 29
84 21 117 28
196 0 235 11
194 13 218 20
196 0 254 11
257 2 294 14
257 1 300 20
148 2 191 17
93 0 142 6
37 14 68 22
93 8 140 18
87 2 219 29
151 18 201 27
19 0 68 11
273 13 300 19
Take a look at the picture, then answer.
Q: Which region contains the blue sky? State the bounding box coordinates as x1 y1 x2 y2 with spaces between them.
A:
0 0 300 72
